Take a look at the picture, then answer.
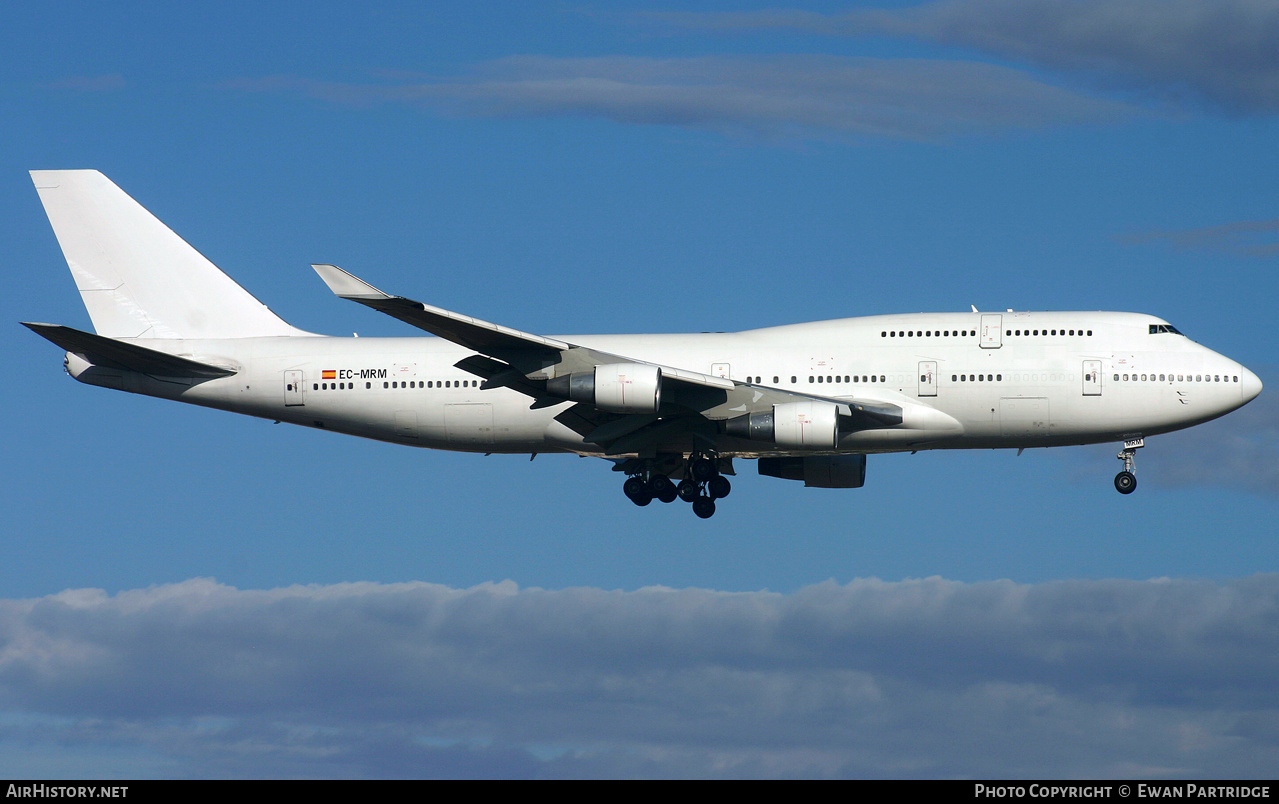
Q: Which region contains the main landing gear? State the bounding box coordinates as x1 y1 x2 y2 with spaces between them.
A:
1114 438 1143 495
622 453 731 518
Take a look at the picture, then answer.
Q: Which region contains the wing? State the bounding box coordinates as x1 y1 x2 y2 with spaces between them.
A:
311 264 902 453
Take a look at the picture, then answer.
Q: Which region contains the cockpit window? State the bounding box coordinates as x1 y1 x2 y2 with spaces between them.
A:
1149 324 1183 335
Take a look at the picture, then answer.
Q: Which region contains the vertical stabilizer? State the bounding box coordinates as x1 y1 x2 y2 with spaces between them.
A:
30 170 301 339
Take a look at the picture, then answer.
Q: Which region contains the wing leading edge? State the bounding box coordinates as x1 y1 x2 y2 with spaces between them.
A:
309 263 903 453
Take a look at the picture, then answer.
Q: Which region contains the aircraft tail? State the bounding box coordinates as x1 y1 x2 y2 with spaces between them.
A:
30 170 302 339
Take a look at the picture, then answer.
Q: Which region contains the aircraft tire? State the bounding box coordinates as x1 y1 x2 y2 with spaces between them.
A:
690 457 717 482
1114 471 1136 494
692 496 716 519
623 476 648 498
707 476 731 499
677 479 700 502
649 474 675 495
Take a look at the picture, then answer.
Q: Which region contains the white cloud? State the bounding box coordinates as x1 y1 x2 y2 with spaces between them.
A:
2 575 1279 777
655 0 1279 114
1121 220 1279 258
222 54 1132 143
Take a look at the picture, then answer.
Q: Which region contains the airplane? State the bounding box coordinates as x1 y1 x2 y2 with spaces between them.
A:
24 170 1263 518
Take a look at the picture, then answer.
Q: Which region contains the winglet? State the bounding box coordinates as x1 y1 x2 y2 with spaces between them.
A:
311 263 392 299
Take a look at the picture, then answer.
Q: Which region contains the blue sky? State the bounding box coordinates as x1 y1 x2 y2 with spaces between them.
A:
2 0 1278 779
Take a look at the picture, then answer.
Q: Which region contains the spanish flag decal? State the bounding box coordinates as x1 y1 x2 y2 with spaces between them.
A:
322 370 336 380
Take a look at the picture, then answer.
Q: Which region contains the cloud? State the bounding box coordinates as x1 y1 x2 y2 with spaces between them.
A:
3 575 1279 777
1120 219 1279 258
654 0 1279 114
221 54 1132 143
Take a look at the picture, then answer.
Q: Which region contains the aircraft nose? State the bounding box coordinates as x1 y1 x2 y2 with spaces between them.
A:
1241 366 1263 404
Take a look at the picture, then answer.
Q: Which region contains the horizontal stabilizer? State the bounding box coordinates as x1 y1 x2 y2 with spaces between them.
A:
23 322 236 378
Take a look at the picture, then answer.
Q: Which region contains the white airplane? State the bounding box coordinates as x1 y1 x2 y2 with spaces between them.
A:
25 170 1263 518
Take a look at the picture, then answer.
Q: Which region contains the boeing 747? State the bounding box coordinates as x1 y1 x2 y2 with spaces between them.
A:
24 171 1263 518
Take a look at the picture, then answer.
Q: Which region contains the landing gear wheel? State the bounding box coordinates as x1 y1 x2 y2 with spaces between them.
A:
649 474 674 495
676 479 700 503
692 496 716 519
690 457 717 482
623 476 653 506
1114 471 1136 495
707 475 731 500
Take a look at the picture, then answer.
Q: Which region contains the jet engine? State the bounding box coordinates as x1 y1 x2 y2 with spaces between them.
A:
723 400 840 450
545 363 662 414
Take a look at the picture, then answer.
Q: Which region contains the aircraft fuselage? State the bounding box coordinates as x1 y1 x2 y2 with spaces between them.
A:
65 310 1259 457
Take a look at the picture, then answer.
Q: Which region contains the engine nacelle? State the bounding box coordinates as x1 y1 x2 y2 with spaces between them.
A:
545 363 662 414
758 454 867 488
724 400 840 450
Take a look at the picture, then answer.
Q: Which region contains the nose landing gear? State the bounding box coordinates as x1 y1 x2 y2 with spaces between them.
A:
1114 438 1143 495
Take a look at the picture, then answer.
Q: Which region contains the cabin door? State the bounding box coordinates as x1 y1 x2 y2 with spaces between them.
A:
980 315 1003 349
1082 360 1102 396
918 361 937 397
284 370 305 406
